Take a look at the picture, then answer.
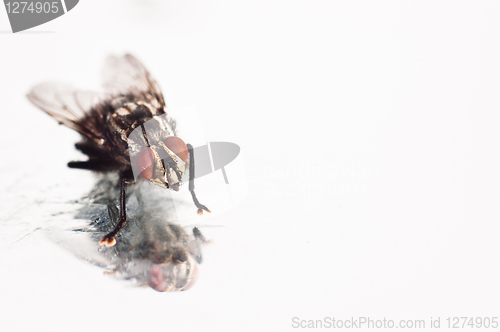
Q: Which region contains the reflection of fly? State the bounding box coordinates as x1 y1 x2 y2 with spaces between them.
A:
27 54 210 247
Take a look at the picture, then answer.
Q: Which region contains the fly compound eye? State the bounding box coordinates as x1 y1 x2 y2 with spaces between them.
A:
163 136 188 162
135 147 155 180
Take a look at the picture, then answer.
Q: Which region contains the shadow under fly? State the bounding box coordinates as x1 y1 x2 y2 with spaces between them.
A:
72 173 207 292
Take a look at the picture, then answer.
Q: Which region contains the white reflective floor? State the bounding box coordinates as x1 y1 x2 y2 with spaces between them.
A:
1 1 500 331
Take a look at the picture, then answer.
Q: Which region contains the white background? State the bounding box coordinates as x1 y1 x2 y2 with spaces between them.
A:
1 1 499 331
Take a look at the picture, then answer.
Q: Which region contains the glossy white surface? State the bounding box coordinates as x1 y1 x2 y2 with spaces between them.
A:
1 1 499 331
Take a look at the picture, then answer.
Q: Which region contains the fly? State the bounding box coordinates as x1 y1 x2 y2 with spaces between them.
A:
27 54 210 247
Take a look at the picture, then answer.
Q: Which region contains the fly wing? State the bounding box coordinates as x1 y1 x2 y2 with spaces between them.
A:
101 54 166 113
27 82 107 144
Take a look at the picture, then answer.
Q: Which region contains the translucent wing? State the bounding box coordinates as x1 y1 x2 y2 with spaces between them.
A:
27 83 107 144
101 54 166 111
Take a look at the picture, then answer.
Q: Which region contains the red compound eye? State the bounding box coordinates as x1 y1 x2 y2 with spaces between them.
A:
135 147 155 180
148 264 167 292
163 136 188 162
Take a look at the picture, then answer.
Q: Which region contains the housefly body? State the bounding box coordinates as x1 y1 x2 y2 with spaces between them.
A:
27 54 210 248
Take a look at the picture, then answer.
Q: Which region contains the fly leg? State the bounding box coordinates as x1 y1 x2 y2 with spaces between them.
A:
190 227 206 264
99 175 127 247
187 144 211 215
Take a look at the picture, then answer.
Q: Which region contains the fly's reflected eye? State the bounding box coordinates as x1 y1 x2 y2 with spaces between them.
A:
163 136 188 162
135 147 155 180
